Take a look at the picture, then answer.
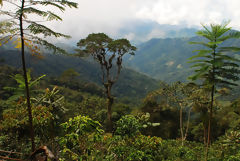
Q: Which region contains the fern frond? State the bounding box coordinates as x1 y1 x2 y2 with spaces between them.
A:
31 36 68 54
27 22 70 38
23 7 62 21
31 1 65 11
58 0 78 8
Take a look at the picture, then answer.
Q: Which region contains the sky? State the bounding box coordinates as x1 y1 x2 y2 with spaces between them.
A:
2 0 240 43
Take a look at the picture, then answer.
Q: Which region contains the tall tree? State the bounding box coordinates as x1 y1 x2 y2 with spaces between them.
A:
76 33 136 131
0 0 77 151
144 82 195 145
188 22 240 159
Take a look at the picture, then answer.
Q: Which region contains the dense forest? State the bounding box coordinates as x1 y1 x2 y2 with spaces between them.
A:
1 0 240 161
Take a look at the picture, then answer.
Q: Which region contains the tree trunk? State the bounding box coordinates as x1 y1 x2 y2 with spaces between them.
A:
205 84 214 161
183 107 192 142
19 0 35 152
107 95 114 132
179 105 184 146
106 82 114 132
207 84 214 145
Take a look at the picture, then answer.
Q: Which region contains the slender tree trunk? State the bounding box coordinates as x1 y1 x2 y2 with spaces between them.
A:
205 84 214 161
19 0 35 152
106 82 114 132
107 95 113 132
208 85 214 146
179 105 184 146
180 104 192 146
183 107 192 142
205 43 216 161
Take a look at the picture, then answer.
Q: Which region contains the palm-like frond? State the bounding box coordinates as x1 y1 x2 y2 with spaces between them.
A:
27 22 70 38
22 7 62 21
189 22 240 89
30 1 65 11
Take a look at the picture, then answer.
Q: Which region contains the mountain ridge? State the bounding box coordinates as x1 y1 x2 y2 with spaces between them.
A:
0 47 160 101
125 35 240 82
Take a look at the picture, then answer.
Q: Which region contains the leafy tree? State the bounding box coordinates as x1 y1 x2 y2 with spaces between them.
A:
142 90 179 139
187 84 210 144
60 68 80 83
0 0 77 151
188 22 240 158
76 33 136 131
144 82 195 145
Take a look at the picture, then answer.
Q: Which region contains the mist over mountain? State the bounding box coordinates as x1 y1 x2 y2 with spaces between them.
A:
117 21 198 44
2 25 240 85
49 22 199 45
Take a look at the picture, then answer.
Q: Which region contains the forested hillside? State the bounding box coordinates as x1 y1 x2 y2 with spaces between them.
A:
126 35 240 82
0 47 159 101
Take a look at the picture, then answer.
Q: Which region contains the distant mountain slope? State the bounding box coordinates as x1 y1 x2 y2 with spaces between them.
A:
0 48 159 100
119 21 198 44
126 36 240 82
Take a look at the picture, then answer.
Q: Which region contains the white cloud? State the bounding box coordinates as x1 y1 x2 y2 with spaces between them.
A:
136 0 240 29
50 0 240 42
146 28 165 41
123 33 136 41
2 0 240 44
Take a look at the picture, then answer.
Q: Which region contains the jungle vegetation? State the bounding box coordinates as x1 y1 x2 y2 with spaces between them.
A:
1 1 240 160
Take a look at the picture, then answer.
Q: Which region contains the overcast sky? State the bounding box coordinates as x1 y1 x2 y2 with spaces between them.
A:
2 0 240 43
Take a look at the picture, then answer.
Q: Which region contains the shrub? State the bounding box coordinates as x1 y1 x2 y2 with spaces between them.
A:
115 115 141 137
106 134 162 161
59 115 104 160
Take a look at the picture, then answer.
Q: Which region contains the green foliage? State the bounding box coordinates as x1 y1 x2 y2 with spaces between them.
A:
77 33 136 56
76 34 136 69
0 85 67 153
205 130 240 160
0 65 20 99
1 1 77 150
115 115 141 137
59 115 104 160
1 51 159 102
126 37 199 82
4 71 45 101
77 33 137 131
188 22 240 150
0 102 54 151
114 114 160 138
105 134 162 161
188 22 240 88
142 82 191 139
137 112 160 128
0 104 52 131
76 95 107 123
76 32 136 85
32 86 66 141
60 68 80 82
111 103 131 121
158 140 204 161
106 135 205 161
